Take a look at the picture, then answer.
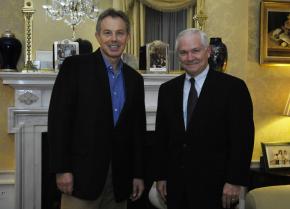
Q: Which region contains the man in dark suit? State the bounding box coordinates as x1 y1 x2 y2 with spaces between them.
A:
48 8 146 209
154 28 254 209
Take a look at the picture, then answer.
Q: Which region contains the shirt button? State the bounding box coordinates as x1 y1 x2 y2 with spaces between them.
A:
113 92 117 95
114 108 118 112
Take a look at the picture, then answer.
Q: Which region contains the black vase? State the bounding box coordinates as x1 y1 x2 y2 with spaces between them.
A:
208 37 227 72
0 30 22 71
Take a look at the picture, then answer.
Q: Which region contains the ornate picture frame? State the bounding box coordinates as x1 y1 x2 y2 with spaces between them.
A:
53 39 79 71
260 1 290 64
146 40 169 73
261 142 290 170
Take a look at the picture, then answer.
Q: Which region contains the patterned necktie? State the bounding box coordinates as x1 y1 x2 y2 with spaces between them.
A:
187 78 198 125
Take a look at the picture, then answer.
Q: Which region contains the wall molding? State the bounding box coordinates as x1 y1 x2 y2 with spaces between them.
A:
0 170 15 185
0 170 15 209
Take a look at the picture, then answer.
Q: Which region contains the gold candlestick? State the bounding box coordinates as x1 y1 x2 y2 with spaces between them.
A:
22 0 36 72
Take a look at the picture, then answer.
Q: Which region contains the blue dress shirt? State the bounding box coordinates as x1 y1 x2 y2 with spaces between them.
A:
102 56 125 126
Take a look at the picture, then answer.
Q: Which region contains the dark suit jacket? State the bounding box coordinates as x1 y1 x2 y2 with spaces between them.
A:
154 68 254 209
48 49 146 201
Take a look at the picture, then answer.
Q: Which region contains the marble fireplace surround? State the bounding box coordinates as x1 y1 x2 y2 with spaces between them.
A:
0 72 177 209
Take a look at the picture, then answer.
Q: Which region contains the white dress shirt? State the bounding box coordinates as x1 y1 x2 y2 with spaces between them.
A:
183 65 209 128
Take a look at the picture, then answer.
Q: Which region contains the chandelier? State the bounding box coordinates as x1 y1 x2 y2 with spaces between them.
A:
42 0 100 39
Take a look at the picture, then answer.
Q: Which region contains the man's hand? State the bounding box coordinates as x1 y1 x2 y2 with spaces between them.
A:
56 172 74 195
130 178 144 201
156 180 167 202
222 182 241 208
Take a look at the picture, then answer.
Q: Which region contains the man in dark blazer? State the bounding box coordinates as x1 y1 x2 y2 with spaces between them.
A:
154 28 254 209
48 8 146 209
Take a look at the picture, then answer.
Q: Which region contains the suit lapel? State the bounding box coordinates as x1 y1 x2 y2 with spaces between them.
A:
174 74 186 132
187 68 216 130
196 68 216 110
92 49 115 128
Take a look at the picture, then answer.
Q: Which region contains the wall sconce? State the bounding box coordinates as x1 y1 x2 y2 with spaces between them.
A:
283 94 290 116
193 0 207 31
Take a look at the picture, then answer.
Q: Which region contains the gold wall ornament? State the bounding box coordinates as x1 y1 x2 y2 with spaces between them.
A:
193 10 208 31
193 0 207 30
22 0 36 72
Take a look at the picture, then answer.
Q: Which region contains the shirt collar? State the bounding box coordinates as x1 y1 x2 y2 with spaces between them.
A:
185 64 209 82
101 51 123 75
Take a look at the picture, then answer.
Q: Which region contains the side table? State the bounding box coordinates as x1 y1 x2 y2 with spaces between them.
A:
249 168 290 191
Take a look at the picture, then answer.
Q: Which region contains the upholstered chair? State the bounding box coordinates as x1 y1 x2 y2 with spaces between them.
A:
245 185 290 209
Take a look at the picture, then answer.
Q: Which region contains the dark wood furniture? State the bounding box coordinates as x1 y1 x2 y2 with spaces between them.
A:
249 167 290 191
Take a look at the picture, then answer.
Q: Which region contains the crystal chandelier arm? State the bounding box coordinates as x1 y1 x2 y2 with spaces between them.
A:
42 0 100 39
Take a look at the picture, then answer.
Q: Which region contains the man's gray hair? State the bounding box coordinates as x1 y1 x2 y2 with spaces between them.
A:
175 28 209 51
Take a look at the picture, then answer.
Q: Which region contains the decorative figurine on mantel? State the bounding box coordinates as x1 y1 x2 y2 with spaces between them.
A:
0 30 22 72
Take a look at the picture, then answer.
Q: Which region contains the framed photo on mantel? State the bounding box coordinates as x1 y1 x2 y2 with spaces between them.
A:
146 40 169 73
53 39 79 71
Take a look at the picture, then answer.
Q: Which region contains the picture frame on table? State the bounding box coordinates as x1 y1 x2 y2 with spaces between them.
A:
53 39 79 71
260 1 290 64
261 142 290 170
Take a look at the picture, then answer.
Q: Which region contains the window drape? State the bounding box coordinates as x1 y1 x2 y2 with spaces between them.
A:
145 7 188 71
140 0 196 12
113 0 145 57
113 0 196 67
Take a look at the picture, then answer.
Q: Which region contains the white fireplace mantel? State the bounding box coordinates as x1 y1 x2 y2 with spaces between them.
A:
0 71 178 209
0 72 177 89
0 72 178 132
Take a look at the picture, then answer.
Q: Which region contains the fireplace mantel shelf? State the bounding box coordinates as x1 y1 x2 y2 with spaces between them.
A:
0 71 178 131
0 72 178 88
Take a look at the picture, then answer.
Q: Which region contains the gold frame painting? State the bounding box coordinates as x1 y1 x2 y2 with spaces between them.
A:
260 1 290 64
